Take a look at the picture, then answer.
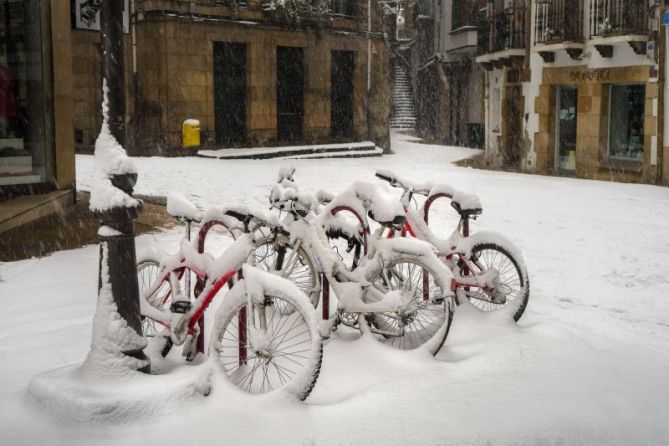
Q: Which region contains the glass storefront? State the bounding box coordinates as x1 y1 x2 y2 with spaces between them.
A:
609 84 645 161
0 0 47 187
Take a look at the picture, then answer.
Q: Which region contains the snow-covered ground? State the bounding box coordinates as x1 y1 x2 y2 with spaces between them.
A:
1 132 668 445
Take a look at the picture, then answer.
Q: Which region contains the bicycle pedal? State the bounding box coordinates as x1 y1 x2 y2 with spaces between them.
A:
183 337 197 362
170 299 192 314
160 336 173 358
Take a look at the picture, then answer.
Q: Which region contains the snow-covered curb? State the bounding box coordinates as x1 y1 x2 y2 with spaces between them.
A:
27 364 212 424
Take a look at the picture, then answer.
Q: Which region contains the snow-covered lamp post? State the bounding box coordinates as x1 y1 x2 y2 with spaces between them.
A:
83 1 149 375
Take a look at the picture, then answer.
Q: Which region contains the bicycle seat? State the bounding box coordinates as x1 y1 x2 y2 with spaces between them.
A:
367 210 406 229
451 191 482 217
166 192 201 222
224 207 269 226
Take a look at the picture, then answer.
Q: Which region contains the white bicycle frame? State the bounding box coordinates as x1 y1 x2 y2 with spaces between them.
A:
273 210 453 337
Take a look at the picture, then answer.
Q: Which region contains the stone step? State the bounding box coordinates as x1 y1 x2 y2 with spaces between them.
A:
198 141 381 160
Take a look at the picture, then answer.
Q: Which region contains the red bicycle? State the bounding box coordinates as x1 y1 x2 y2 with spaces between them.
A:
373 170 530 321
137 201 323 400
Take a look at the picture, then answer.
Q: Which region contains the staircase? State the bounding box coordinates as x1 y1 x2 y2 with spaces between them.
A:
389 64 417 131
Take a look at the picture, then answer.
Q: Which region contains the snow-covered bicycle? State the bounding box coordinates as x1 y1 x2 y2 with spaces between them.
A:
267 180 455 353
374 170 530 321
136 196 323 400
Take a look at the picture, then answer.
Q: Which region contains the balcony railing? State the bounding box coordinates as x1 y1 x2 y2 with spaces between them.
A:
478 1 526 54
589 0 650 38
534 0 583 45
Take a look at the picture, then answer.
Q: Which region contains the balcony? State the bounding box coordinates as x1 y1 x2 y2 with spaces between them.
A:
589 0 651 56
476 1 527 69
590 0 650 38
534 0 585 61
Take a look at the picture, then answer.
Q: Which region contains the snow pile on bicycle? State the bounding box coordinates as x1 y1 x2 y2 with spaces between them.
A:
134 166 529 401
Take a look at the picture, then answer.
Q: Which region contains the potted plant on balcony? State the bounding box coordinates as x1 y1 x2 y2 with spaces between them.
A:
263 0 329 26
598 17 616 35
543 26 557 42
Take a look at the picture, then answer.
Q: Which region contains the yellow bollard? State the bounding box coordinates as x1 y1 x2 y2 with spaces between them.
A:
182 119 200 148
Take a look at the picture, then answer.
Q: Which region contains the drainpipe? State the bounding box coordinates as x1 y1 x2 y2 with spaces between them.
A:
131 0 137 74
367 0 372 91
366 0 372 143
657 9 669 182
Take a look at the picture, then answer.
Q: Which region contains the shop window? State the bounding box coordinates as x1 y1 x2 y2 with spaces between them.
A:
0 0 47 188
608 84 645 161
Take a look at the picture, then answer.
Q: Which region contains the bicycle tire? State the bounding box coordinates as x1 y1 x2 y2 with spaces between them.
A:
464 242 529 322
210 279 323 400
137 256 179 357
370 255 453 355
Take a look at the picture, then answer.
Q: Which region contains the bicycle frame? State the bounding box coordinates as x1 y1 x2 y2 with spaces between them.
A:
384 194 501 294
140 233 257 359
282 207 449 327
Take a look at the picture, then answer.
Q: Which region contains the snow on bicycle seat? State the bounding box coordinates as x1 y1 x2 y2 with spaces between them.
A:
450 191 482 217
351 181 405 227
166 192 202 222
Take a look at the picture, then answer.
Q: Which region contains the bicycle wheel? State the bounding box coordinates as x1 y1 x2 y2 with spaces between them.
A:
463 243 529 321
137 258 170 336
370 256 452 355
137 256 180 357
210 281 322 401
253 237 320 308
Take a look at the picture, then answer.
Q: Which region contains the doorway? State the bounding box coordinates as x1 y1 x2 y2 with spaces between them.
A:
277 46 304 142
213 42 246 144
330 50 354 140
555 86 578 171
503 85 523 167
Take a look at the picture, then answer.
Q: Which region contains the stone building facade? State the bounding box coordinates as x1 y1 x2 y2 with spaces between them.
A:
72 0 393 155
476 0 668 185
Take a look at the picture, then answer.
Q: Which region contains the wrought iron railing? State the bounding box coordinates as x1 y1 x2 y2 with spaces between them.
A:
589 0 650 37
534 0 584 45
478 1 526 54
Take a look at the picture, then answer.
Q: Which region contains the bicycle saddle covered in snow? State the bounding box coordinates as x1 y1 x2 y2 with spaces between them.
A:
166 192 202 222
450 191 482 217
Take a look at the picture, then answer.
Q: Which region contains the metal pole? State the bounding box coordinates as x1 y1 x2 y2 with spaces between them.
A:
96 2 149 373
97 175 149 373
101 0 126 146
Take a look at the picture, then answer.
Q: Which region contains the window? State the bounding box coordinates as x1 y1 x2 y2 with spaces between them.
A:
332 0 354 16
608 84 645 161
452 0 478 29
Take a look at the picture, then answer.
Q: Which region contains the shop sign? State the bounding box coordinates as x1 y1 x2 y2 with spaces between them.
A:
73 0 130 34
568 70 611 82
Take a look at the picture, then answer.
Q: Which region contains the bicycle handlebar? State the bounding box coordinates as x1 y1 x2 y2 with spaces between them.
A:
224 208 275 234
375 170 432 196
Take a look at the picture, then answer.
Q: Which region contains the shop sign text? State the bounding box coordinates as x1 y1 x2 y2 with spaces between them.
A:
568 70 611 82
